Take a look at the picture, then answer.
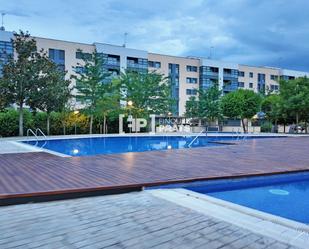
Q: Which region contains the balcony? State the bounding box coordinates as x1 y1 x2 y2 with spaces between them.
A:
105 58 120 67
223 84 238 92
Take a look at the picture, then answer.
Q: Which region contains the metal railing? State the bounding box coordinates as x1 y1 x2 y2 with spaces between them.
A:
35 128 47 139
35 128 47 148
27 128 47 148
188 128 207 148
27 128 39 147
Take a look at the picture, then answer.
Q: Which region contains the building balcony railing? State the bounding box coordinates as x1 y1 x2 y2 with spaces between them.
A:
223 73 238 79
201 71 218 77
105 59 120 67
223 84 238 92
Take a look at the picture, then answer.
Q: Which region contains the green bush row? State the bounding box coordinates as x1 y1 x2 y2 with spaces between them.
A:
0 109 119 137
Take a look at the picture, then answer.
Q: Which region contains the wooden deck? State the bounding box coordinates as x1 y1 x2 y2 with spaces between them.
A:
1 137 309 205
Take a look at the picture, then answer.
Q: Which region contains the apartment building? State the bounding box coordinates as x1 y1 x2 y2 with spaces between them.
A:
148 53 200 115
1 29 309 116
238 65 281 93
34 37 95 104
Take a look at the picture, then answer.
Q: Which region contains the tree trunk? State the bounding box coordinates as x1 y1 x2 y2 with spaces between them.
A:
296 113 299 133
89 114 93 134
103 115 107 134
47 113 50 136
18 102 24 136
241 119 247 133
63 125 66 135
283 123 286 133
296 113 299 126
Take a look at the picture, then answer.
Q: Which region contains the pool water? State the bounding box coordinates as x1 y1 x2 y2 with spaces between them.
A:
185 172 309 224
23 136 235 156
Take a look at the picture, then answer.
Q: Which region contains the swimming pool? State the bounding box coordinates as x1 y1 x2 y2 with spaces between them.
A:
23 135 235 156
181 172 309 224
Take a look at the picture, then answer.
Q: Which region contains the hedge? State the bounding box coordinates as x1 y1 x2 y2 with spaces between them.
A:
0 109 119 137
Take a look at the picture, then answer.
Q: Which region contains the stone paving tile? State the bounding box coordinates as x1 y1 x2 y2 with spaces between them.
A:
0 192 301 249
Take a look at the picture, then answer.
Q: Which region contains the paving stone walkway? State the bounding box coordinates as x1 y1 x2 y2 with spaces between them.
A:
0 191 300 249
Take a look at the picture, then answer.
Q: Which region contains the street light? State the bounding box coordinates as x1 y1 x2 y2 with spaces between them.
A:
167 112 172 125
73 110 79 135
127 101 133 133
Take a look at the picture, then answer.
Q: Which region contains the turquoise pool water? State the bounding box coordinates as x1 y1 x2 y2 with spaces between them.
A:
183 172 309 224
23 136 230 156
23 135 281 156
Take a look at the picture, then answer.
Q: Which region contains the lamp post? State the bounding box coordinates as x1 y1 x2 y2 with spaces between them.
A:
127 101 133 133
167 112 172 125
74 110 79 135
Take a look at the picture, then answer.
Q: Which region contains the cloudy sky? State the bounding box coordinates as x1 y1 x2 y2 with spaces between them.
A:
1 0 309 71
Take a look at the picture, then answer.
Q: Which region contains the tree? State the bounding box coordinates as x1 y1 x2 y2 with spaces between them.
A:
95 95 120 134
0 31 43 136
73 50 112 134
185 96 199 118
197 85 222 125
279 77 309 126
220 89 262 133
119 70 174 116
0 79 11 110
29 54 72 135
261 94 283 127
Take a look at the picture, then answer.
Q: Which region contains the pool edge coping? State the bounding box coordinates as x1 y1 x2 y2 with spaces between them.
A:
149 188 309 249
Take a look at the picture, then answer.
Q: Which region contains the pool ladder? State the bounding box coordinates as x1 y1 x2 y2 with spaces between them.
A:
232 128 248 141
188 128 207 148
27 128 47 148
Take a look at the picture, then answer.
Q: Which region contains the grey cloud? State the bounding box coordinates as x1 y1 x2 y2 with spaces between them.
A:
1 0 308 71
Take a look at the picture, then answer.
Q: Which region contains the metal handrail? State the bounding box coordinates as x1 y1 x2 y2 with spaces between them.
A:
35 128 47 148
27 128 39 146
35 128 47 140
188 128 207 148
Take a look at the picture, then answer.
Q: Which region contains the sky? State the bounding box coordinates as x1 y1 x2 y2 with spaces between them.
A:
1 0 309 71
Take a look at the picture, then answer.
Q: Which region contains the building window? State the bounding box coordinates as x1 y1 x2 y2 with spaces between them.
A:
249 83 254 88
186 65 197 72
249 72 254 78
59 50 65 60
76 51 92 60
175 77 179 87
148 61 161 68
168 63 179 75
238 82 244 88
270 84 279 91
49 48 65 71
49 49 55 60
270 74 278 80
127 57 148 72
186 89 197 95
186 77 198 84
0 41 13 76
239 71 245 77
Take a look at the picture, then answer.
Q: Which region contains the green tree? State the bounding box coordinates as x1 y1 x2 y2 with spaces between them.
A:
261 94 283 127
0 31 43 136
29 54 72 135
119 70 174 116
0 80 11 110
279 77 309 126
95 95 120 134
197 85 222 125
73 50 111 134
185 96 199 118
220 89 262 133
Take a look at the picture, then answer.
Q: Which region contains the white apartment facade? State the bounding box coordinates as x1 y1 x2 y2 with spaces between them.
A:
1 29 309 116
